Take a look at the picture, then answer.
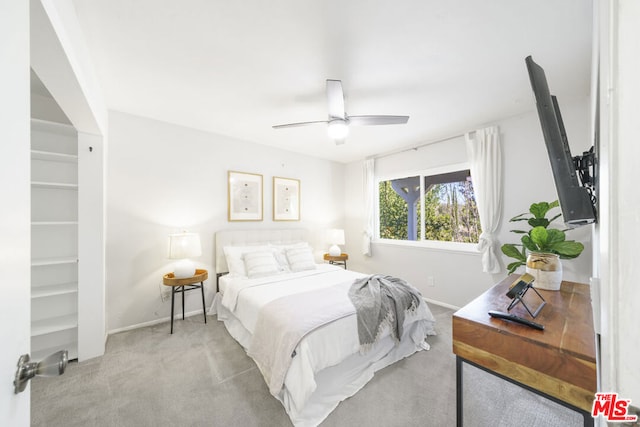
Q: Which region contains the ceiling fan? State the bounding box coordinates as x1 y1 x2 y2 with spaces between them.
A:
272 79 409 145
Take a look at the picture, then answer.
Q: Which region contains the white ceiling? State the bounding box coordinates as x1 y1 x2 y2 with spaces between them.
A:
71 0 593 163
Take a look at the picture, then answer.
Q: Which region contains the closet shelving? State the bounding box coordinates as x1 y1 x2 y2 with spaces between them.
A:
31 118 79 361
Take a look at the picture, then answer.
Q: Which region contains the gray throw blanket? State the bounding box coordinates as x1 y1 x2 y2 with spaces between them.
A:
348 274 422 351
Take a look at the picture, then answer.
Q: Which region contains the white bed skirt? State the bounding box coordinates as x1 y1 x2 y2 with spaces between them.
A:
211 292 432 427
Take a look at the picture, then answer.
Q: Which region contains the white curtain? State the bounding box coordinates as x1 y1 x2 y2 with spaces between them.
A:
362 158 375 256
466 126 503 273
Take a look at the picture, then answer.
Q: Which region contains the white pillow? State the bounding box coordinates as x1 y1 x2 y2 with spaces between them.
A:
223 245 270 277
243 250 280 278
269 242 310 272
285 247 316 272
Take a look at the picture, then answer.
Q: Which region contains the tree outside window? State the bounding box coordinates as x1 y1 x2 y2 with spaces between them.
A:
378 169 481 244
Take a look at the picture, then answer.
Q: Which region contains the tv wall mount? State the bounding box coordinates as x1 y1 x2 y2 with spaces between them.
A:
574 145 597 206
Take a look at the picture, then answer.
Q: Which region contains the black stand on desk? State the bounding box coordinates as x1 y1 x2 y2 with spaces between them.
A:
506 274 546 318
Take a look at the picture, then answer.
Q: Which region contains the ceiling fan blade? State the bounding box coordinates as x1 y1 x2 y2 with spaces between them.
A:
272 120 328 129
348 115 410 126
326 79 345 119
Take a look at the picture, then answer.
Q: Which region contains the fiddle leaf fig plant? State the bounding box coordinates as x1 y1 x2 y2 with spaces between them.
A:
501 200 585 274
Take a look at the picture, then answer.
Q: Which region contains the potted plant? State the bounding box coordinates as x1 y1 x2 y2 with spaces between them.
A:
501 200 584 290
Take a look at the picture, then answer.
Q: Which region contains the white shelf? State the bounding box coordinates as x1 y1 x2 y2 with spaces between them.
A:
31 314 78 337
32 221 78 226
32 282 77 299
31 118 81 362
31 257 78 267
32 181 78 190
31 150 78 163
30 118 76 135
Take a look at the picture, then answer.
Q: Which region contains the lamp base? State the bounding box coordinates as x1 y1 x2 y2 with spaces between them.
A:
174 259 196 278
328 245 341 257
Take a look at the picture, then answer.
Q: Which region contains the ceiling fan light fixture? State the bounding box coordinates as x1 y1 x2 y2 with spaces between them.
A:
327 119 349 140
272 80 409 144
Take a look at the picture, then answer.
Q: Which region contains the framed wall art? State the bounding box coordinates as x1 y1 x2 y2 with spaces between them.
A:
273 176 300 221
228 171 263 221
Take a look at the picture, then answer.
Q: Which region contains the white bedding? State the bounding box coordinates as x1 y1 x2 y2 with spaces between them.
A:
211 264 436 427
222 264 363 331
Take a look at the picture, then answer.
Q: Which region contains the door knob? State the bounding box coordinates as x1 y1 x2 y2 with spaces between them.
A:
14 350 68 394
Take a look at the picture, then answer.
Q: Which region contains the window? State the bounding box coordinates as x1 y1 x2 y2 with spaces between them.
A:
378 167 481 245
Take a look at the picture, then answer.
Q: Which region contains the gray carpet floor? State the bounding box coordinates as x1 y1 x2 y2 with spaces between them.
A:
31 304 582 426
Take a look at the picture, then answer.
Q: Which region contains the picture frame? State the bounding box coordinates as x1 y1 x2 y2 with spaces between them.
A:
228 171 263 221
273 176 300 221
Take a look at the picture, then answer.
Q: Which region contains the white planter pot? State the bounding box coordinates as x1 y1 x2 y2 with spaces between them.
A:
525 252 562 291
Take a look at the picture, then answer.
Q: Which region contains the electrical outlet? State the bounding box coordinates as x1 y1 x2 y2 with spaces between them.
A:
427 276 435 287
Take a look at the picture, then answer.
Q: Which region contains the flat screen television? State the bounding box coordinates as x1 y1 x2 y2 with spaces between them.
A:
525 55 597 227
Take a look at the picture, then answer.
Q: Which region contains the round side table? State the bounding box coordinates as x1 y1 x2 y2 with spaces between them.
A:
323 253 348 270
163 269 208 334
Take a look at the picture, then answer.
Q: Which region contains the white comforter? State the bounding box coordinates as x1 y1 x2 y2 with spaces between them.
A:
214 264 436 426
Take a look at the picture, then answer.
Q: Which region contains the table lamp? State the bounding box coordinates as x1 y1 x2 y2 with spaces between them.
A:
168 231 202 278
328 229 345 256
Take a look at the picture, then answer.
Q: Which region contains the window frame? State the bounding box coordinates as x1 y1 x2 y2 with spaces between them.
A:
374 162 480 253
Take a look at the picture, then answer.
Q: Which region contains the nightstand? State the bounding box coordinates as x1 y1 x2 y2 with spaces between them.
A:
163 269 208 334
323 253 348 270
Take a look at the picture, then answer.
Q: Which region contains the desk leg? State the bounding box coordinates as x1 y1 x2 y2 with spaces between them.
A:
170 287 176 334
200 281 207 324
456 356 463 427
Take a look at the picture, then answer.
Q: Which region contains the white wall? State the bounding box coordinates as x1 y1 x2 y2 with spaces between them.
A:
344 98 592 308
106 111 345 331
617 1 640 405
78 131 106 359
31 92 71 124
605 0 640 405
32 0 107 135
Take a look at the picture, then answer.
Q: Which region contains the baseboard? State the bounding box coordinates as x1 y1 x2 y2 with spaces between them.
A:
109 299 455 336
423 297 460 311
107 309 207 335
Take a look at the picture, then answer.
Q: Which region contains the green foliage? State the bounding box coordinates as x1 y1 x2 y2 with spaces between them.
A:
379 181 408 239
501 200 584 274
379 179 481 243
421 184 455 241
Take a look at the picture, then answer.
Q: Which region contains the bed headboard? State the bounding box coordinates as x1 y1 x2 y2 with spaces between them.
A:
215 228 310 274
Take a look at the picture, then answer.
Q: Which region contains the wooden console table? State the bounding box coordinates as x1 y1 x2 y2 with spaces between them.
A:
452 275 597 426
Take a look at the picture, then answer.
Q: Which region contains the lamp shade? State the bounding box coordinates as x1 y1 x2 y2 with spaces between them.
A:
327 229 345 256
328 229 345 245
168 232 202 259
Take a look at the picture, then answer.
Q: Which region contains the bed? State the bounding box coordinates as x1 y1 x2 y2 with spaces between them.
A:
209 229 436 427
